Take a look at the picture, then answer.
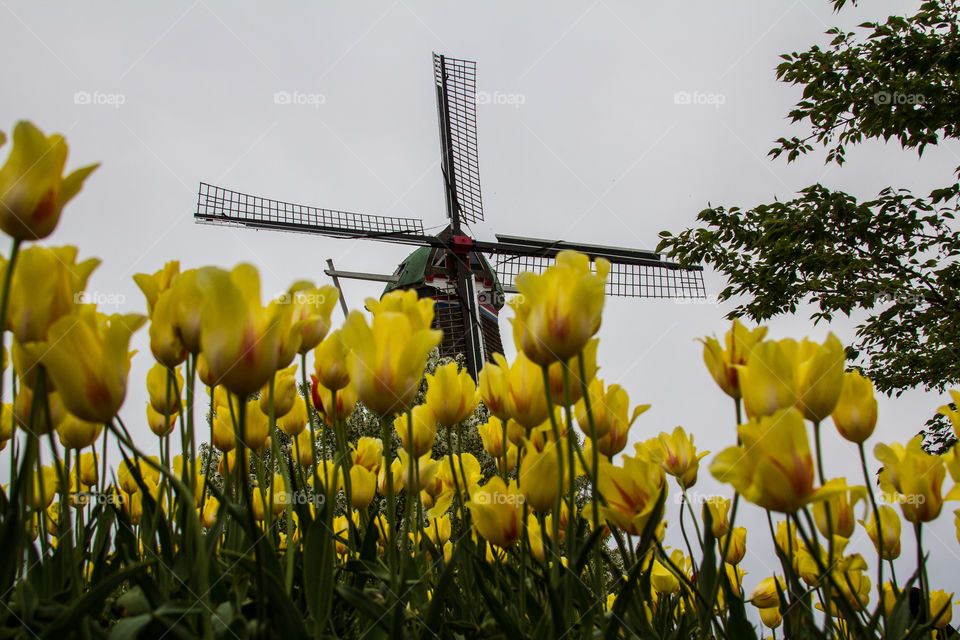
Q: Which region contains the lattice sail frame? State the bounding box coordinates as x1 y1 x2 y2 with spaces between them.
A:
492 254 706 299
195 182 425 239
434 54 484 225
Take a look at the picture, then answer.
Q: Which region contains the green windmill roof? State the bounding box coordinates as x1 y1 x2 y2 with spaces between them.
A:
383 244 504 299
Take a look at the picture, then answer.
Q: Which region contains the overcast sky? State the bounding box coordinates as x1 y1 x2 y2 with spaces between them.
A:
4 0 959 622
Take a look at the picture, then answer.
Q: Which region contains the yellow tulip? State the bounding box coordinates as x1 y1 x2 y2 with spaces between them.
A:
791 334 845 422
438 453 483 497
647 426 709 488
287 283 339 353
937 389 960 440
350 465 377 509
875 435 945 523
596 406 649 459
578 379 649 455
200 496 220 529
477 354 509 420
135 262 185 367
831 370 878 442
56 413 102 449
651 550 684 595
828 553 871 611
858 504 901 560
394 404 438 457
477 415 524 458
196 264 295 396
930 590 955 630
812 482 866 538
313 330 350 391
398 450 440 492
218 449 248 477
241 399 271 452
699 318 768 399
702 496 731 538
497 351 548 429
424 514 452 546
277 394 307 437
711 407 844 513
0 121 98 240
133 261 179 314
341 294 442 417
79 452 98 486
758 607 782 630
30 465 59 509
148 288 187 367
170 269 204 354
509 250 609 365
525 513 549 562
260 363 298 418
0 403 12 444
13 386 65 435
749 576 785 609
146 362 183 415
364 289 434 329
377 457 403 496
212 408 236 452
545 338 598 406
597 453 666 536
293 429 314 467
40 306 146 423
720 527 747 565
6 245 99 345
351 437 383 473
425 362 477 427
737 341 796 419
519 440 565 513
466 477 523 548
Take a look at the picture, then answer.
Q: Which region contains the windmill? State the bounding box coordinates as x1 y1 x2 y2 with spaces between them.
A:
194 53 706 379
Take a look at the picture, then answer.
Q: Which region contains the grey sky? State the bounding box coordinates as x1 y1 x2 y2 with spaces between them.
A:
4 0 959 624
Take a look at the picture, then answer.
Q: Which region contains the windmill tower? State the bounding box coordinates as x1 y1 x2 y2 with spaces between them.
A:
195 54 706 379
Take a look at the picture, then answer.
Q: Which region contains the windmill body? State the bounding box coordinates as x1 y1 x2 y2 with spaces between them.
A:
195 53 705 379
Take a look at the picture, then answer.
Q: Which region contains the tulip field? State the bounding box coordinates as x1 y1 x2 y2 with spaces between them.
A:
4 119 960 639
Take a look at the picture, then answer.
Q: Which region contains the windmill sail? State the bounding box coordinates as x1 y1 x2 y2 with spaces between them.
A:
195 182 427 243
434 54 483 227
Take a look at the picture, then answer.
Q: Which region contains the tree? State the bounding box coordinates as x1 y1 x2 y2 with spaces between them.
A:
658 0 960 405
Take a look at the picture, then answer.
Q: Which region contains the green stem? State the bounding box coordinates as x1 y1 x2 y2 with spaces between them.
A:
0 237 22 406
857 442 885 623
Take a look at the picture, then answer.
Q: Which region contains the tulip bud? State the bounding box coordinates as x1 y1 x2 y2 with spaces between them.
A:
703 496 731 538
859 504 901 560
425 362 477 427
508 250 609 365
313 330 350 391
277 394 307 437
721 527 747 565
350 465 377 509
832 370 878 443
519 441 565 513
477 355 509 420
395 404 438 457
56 414 103 450
749 576 785 609
0 121 99 241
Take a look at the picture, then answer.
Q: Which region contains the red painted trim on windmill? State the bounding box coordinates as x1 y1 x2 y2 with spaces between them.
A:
452 235 473 252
